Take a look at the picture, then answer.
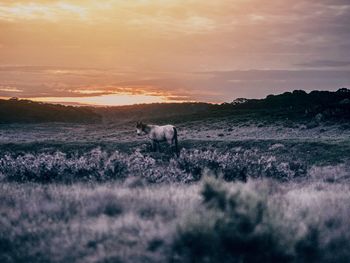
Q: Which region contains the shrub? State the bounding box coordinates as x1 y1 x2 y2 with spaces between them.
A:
176 149 306 182
173 178 304 262
0 148 306 183
171 178 321 263
0 149 128 183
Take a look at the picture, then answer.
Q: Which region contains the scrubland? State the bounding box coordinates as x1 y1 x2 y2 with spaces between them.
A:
0 120 349 263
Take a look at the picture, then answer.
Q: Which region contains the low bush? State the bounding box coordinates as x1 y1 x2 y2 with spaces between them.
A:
0 148 128 183
176 149 306 181
171 179 321 263
0 148 307 183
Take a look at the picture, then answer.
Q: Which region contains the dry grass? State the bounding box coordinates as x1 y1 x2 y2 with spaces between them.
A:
0 121 349 262
1 179 350 263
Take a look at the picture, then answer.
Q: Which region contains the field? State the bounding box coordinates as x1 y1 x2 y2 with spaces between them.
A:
1 117 350 262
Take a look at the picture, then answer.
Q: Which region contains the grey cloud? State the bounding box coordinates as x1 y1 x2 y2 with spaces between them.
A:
1 69 349 103
202 70 350 81
296 60 350 68
185 70 350 101
0 0 349 103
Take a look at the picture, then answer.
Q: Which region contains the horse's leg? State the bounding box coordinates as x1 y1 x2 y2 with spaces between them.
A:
167 139 173 152
171 134 179 157
152 140 160 152
151 140 156 151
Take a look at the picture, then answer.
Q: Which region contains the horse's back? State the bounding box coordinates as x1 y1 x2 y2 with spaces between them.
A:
151 124 176 141
163 125 176 135
163 124 175 130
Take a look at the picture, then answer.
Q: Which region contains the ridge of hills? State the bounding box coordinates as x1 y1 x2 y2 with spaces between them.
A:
1 88 349 124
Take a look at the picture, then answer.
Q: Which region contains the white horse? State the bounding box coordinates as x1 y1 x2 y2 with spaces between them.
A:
136 122 178 154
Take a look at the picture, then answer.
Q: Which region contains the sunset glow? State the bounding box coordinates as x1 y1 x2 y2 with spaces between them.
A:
0 0 349 105
30 93 177 106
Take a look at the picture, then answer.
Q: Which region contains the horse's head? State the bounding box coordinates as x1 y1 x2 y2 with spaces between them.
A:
136 122 146 136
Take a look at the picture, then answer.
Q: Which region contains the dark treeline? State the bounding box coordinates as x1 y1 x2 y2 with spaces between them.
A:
0 99 101 124
96 88 350 123
95 102 213 123
229 88 350 122
1 88 349 124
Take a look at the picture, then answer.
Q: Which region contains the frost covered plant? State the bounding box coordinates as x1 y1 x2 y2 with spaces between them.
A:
103 151 128 180
171 179 320 263
175 149 306 181
126 150 156 177
0 148 306 183
0 148 128 182
0 152 69 182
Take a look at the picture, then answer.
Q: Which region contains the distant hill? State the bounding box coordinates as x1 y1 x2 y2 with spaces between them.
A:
95 88 350 123
1 89 349 124
0 99 101 124
94 102 214 123
230 88 350 122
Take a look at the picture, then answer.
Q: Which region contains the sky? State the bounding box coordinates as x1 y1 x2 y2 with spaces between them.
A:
0 0 349 105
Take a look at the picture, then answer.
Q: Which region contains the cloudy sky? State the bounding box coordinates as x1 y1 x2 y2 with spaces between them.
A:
0 0 349 105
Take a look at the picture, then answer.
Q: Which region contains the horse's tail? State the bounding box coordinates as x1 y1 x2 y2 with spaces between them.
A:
173 127 179 156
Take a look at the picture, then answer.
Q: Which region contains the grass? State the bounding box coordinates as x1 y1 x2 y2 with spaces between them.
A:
0 121 349 262
172 179 350 262
0 182 200 263
0 147 309 183
1 179 350 263
1 138 349 165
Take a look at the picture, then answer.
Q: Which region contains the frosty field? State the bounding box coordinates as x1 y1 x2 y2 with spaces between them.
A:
1 0 350 260
0 120 350 263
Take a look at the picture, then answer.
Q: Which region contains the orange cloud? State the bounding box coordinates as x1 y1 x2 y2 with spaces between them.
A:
0 1 349 105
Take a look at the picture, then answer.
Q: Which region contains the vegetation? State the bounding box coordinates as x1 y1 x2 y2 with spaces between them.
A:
2 88 349 124
232 89 350 122
95 88 350 124
1 179 350 263
0 148 307 183
1 89 349 262
172 179 350 263
0 99 101 123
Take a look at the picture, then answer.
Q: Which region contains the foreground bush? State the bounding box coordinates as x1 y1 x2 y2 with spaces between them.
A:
0 149 128 183
1 180 350 262
171 179 323 263
177 149 306 181
0 148 306 183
